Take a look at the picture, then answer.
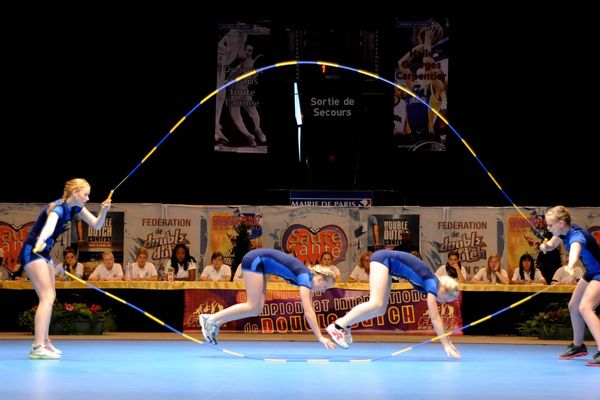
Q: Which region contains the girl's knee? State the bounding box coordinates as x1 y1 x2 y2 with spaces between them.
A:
568 300 579 312
578 302 593 315
248 302 264 316
375 305 388 316
40 291 56 304
370 300 387 315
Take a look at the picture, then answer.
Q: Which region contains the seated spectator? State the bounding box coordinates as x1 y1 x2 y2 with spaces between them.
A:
200 251 231 282
535 236 562 285
127 247 158 281
348 251 372 283
470 254 509 284
88 251 124 281
435 249 468 283
0 260 27 280
0 265 11 280
13 263 29 281
552 265 584 285
316 251 342 281
56 247 84 280
0 249 10 280
164 243 197 281
409 249 423 260
511 253 546 284
233 263 244 282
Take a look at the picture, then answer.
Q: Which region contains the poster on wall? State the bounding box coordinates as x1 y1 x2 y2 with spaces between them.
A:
207 211 263 268
262 207 353 276
422 208 498 278
281 223 349 267
0 220 34 274
367 213 420 252
0 203 51 275
71 211 125 264
214 21 272 154
123 206 203 276
393 18 449 151
505 212 546 278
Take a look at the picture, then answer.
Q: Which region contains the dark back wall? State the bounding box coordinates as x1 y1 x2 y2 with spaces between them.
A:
4 8 595 207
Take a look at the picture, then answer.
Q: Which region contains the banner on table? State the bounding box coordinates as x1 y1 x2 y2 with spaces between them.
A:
183 287 462 335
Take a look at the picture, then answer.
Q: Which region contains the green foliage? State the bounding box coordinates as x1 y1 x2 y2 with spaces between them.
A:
517 300 597 340
517 301 571 337
18 301 117 334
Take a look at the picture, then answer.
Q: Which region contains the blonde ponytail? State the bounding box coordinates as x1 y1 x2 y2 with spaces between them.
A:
438 275 459 301
48 178 91 214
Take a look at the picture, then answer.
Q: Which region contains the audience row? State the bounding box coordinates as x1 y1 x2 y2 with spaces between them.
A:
0 245 583 285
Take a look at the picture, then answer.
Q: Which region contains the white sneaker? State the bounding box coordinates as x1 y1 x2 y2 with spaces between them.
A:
30 345 61 359
209 321 220 345
199 314 212 344
200 314 220 344
344 326 353 345
45 340 62 355
326 324 350 349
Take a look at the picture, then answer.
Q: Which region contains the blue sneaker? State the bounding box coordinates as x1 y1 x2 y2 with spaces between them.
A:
559 343 587 359
586 351 600 367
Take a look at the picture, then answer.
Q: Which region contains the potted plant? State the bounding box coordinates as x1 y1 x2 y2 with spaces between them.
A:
517 301 593 340
18 301 117 335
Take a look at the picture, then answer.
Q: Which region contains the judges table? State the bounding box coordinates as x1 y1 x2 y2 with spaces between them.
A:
0 281 575 335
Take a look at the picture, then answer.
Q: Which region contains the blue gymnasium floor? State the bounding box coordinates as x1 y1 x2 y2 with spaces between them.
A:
0 340 597 400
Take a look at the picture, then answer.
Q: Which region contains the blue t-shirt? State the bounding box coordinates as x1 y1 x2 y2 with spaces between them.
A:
561 224 600 275
22 200 81 258
241 249 312 288
371 250 439 296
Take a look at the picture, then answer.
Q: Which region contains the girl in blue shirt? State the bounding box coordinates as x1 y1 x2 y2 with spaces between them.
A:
326 249 461 358
200 249 337 349
541 205 600 366
18 178 111 359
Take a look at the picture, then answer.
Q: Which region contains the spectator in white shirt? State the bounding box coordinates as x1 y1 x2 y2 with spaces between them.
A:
316 252 342 281
470 254 509 284
128 247 158 281
56 247 84 280
552 265 584 284
511 253 546 284
88 251 124 281
233 263 244 282
201 251 231 282
348 251 372 283
164 243 197 281
435 250 468 283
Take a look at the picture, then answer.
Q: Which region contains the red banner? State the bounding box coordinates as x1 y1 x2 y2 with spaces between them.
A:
184 287 462 335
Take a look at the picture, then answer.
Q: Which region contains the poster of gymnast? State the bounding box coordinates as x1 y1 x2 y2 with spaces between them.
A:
214 21 272 154
393 18 449 152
